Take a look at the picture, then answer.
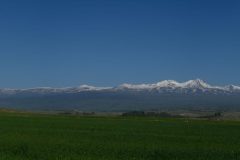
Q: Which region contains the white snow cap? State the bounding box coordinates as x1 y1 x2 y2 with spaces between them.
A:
118 79 238 91
0 79 239 93
78 85 111 91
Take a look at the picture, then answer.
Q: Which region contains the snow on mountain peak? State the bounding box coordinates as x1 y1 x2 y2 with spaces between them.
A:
118 79 221 90
181 79 212 88
156 80 179 88
224 85 240 91
79 85 97 89
79 85 111 91
0 79 240 94
119 83 153 90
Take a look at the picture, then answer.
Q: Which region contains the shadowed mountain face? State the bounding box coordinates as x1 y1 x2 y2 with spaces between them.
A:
0 79 240 111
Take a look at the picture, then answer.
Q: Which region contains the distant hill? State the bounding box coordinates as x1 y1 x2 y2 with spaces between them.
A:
0 79 240 112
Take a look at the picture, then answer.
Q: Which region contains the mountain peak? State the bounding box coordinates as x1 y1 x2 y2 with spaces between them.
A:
156 80 179 88
225 85 240 91
79 85 96 89
0 79 240 94
182 79 211 88
117 79 222 91
78 85 111 91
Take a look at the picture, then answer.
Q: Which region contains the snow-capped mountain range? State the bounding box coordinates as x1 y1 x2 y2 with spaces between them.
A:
0 79 240 95
118 79 240 92
1 79 240 112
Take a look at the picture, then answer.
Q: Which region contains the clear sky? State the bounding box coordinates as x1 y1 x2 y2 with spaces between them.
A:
0 0 240 88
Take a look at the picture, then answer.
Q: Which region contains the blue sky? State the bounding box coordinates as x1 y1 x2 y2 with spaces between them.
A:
0 0 240 88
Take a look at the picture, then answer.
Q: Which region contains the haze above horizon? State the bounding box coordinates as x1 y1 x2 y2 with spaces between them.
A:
0 0 240 88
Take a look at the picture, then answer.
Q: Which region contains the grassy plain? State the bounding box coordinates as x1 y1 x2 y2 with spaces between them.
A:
0 111 240 160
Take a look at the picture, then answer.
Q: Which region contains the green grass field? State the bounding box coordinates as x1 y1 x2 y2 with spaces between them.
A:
0 111 240 160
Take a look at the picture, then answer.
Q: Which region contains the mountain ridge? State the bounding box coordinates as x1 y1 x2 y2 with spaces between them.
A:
0 79 240 95
1 79 240 111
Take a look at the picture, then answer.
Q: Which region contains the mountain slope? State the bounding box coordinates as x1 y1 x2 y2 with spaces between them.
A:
0 79 239 95
0 79 240 111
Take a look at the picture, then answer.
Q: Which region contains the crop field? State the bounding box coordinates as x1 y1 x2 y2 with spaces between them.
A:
0 111 240 160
